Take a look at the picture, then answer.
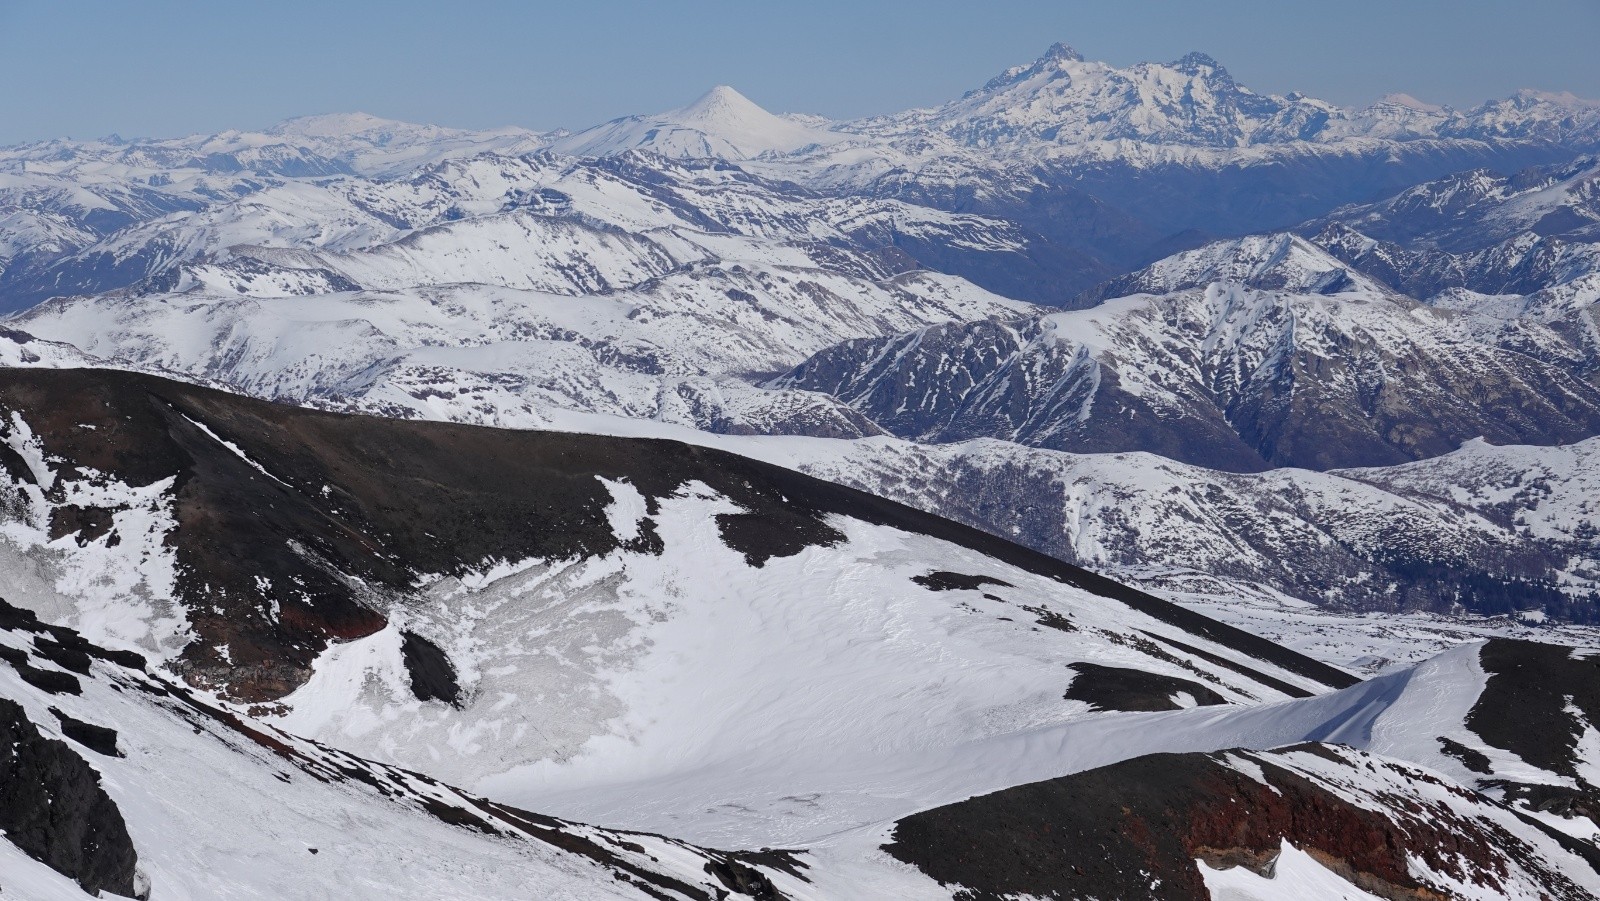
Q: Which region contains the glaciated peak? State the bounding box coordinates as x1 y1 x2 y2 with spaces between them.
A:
680 85 764 119
1170 51 1224 74
910 41 1347 151
1039 42 1085 65
553 84 841 159
977 42 1087 92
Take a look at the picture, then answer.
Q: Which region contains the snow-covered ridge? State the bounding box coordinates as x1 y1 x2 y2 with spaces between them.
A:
4 150 1040 433
743 433 1600 639
4 110 550 177
1082 232 1390 300
775 251 1600 472
0 40 1597 640
1317 154 1600 251
841 42 1600 160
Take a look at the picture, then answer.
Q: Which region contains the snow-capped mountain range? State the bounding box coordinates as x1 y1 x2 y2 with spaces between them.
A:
2 41 1599 625
7 43 1599 305
557 44 1600 162
1315 154 1600 250
768 432 1600 631
859 44 1600 152
4 39 1600 897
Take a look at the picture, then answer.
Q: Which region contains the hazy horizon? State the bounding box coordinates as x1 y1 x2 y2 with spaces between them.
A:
2 0 1598 145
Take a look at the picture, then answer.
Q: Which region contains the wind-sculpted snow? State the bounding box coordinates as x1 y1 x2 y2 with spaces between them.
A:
5 590 1599 900
863 641 1600 899
9 584 1600 900
885 740 1600 901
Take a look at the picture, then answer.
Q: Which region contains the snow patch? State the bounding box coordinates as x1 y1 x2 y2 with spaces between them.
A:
597 477 647 543
1200 839 1385 900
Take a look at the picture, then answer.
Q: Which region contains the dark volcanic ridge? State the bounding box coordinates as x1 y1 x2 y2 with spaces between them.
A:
0 367 1356 703
884 741 1600 901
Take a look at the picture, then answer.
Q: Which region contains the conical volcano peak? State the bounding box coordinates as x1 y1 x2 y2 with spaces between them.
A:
681 85 764 118
672 85 796 134
669 84 819 141
553 83 840 159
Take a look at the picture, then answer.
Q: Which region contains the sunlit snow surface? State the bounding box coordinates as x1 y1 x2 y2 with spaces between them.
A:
261 483 1324 847
1200 840 1387 901
0 414 187 660
0 624 833 901
241 468 1583 855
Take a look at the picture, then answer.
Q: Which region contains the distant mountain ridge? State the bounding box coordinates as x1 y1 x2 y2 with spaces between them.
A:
4 39 1600 628
775 235 1600 472
4 41 1597 306
8 38 1600 901
864 43 1600 152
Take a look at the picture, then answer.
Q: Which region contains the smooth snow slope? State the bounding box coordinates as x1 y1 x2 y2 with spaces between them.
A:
0 614 823 901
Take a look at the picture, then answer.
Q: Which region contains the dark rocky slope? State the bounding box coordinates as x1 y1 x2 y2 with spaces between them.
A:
0 367 1356 704
885 742 1600 901
0 696 140 898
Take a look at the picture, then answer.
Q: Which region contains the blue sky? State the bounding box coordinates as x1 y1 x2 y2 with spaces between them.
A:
2 0 1597 144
